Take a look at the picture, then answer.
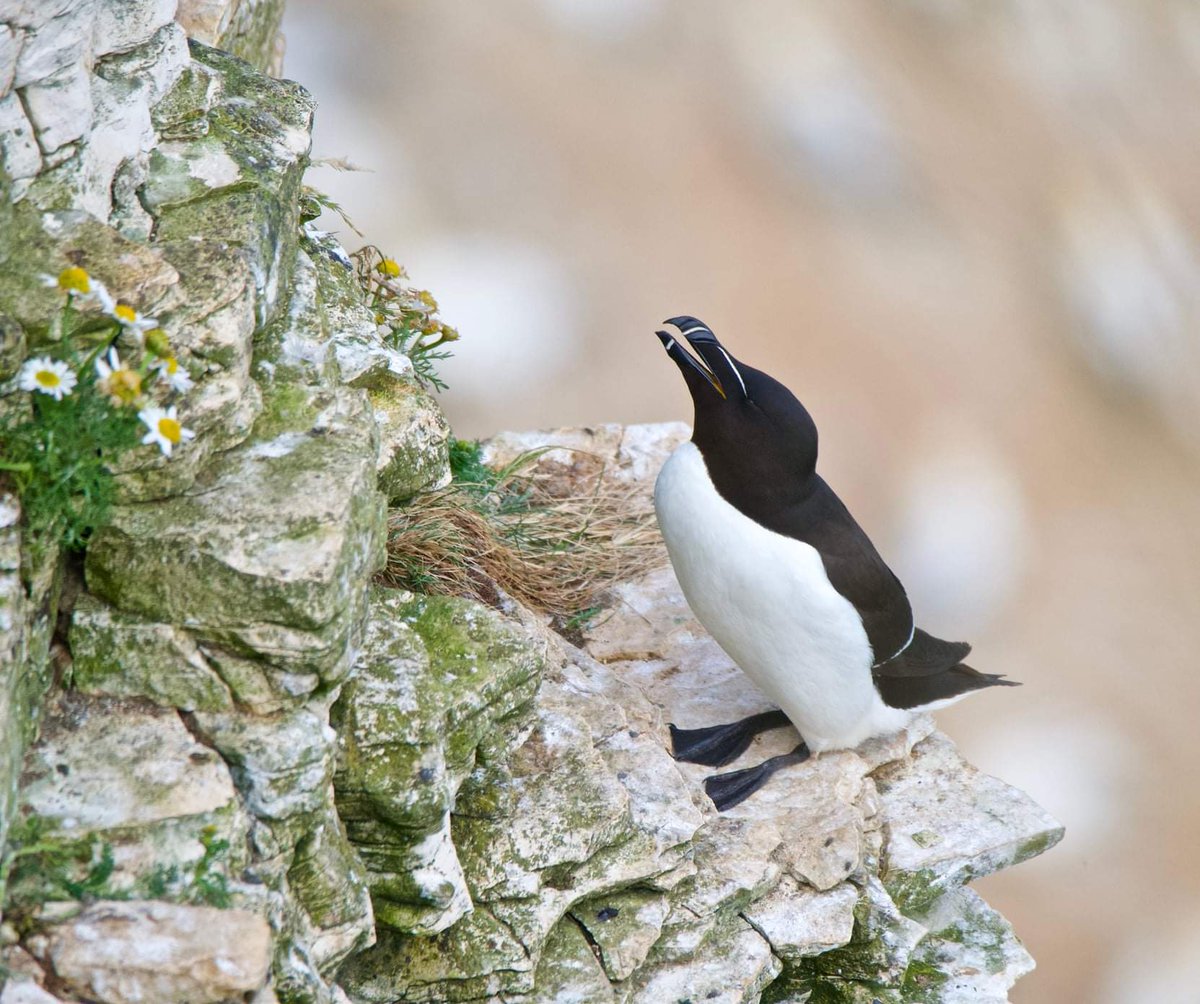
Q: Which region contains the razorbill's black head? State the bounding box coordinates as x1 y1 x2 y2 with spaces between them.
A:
657 315 818 518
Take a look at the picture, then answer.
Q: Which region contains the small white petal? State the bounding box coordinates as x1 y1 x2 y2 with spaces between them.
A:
93 286 115 313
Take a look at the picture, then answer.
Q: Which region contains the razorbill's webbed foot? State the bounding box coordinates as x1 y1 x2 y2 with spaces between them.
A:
669 709 791 767
704 743 811 811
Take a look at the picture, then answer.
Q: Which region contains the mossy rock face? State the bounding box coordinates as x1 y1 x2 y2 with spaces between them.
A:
875 733 1065 916
84 384 385 685
1 5 417 1000
286 803 375 972
0 208 184 345
0 493 61 885
70 593 233 712
568 887 670 981
332 589 545 936
528 914 617 1003
370 379 452 501
8 692 251 911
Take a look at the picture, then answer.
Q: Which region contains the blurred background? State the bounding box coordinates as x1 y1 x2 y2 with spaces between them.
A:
281 2 1200 1000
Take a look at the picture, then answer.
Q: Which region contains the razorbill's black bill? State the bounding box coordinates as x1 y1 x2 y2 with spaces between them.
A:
653 316 1018 811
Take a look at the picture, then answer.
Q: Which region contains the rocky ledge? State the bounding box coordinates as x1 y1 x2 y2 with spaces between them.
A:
333 423 1064 1004
2 424 1063 1004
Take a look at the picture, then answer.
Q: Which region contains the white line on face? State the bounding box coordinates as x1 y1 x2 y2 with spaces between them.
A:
717 346 748 397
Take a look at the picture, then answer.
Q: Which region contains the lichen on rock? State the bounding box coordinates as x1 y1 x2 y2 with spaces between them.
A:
331 588 545 936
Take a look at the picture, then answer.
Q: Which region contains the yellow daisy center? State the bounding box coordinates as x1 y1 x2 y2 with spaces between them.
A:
158 416 182 444
114 303 137 324
58 267 91 294
377 258 402 278
35 369 62 388
108 369 143 404
165 357 179 375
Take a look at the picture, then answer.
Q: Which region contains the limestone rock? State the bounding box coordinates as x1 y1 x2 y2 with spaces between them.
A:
904 887 1034 1003
0 945 55 1004
570 889 670 981
70 594 233 712
190 702 337 823
84 382 385 688
875 730 1064 914
0 209 183 349
527 917 616 1004
630 916 780 1004
0 25 21 95
39 900 270 1004
339 423 1061 1003
332 589 545 935
1 6 445 1002
742 876 859 963
91 0 177 58
12 692 250 904
286 803 376 972
11 2 92 90
0 491 57 874
0 982 67 1004
0 92 41 183
369 380 452 500
23 66 92 154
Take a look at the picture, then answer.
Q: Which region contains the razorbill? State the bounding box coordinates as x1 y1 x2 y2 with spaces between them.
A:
653 316 1018 810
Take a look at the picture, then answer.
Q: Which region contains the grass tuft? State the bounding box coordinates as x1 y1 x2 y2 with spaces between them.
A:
381 442 666 628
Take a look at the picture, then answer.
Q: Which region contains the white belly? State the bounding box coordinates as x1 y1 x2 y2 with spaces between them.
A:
653 441 911 752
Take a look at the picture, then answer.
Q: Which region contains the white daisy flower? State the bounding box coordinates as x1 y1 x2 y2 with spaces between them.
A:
18 356 77 400
42 266 91 296
90 281 115 314
138 405 195 457
39 267 114 312
95 347 143 406
152 355 195 393
109 302 158 339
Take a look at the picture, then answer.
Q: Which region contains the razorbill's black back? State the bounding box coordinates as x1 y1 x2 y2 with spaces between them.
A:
653 316 1018 810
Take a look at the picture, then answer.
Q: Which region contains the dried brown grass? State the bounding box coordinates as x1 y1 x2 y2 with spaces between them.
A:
380 448 666 623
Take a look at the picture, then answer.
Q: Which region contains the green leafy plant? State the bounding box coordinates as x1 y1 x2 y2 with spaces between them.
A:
0 814 114 913
142 824 231 907
0 267 197 557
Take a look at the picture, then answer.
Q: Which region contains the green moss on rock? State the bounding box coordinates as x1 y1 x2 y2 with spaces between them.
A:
370 379 452 501
70 594 233 712
332 589 544 937
84 386 385 680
